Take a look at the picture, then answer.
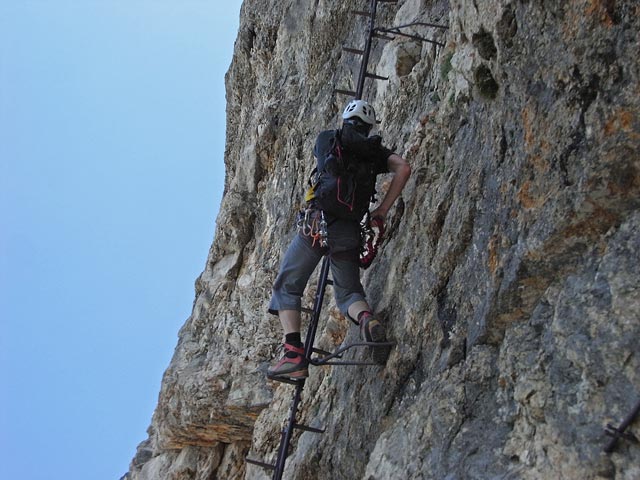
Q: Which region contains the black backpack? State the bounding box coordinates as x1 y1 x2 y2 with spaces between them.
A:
307 128 381 221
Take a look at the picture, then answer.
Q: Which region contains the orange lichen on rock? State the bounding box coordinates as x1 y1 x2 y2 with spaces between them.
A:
518 180 546 210
586 0 616 27
604 109 636 137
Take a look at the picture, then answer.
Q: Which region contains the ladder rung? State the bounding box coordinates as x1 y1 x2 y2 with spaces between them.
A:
342 46 364 55
326 279 334 285
605 423 639 442
301 307 314 315
313 359 381 366
366 72 389 81
351 10 371 17
267 374 306 386
373 32 395 41
334 88 357 96
309 340 395 365
246 458 276 470
293 423 325 434
312 347 333 356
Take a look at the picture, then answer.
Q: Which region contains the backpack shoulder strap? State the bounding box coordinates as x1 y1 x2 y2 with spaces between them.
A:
332 128 344 165
307 167 317 187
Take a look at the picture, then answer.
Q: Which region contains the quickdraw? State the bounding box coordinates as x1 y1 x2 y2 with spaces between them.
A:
297 208 328 248
360 213 385 269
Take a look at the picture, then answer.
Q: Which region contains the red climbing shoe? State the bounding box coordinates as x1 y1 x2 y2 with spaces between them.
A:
267 343 309 379
359 312 390 365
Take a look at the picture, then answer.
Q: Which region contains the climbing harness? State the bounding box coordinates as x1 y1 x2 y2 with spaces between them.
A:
247 2 448 478
604 397 640 453
297 207 385 268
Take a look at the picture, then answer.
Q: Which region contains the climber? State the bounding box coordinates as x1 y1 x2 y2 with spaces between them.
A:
266 99 411 379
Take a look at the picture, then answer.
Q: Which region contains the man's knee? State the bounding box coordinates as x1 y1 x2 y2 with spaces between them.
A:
330 247 359 263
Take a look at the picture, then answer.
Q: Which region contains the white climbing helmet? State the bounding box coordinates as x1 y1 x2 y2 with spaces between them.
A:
342 99 377 126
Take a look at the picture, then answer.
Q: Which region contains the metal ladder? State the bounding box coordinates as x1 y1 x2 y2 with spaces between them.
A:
335 0 447 100
246 2 447 478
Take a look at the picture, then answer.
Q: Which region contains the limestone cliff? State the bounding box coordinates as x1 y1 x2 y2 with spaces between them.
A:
125 0 640 479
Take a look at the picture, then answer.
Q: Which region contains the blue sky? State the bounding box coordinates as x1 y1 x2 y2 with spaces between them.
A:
1 1 243 479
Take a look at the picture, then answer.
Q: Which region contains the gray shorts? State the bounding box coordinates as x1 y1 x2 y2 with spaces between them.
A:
269 218 365 317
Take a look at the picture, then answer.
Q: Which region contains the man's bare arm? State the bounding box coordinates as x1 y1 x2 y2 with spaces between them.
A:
371 153 411 219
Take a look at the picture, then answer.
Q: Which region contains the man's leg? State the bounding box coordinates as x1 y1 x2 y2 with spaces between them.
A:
279 309 302 335
330 255 389 364
277 309 304 375
269 234 324 320
268 234 324 378
347 300 371 323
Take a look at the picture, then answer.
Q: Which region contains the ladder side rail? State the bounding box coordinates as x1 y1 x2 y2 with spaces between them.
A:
273 384 305 479
355 0 378 99
304 255 332 360
273 257 331 479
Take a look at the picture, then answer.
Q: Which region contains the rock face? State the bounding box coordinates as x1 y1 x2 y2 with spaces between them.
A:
125 0 640 479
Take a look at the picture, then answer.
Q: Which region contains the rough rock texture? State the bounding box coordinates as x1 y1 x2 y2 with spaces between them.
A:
125 0 640 479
